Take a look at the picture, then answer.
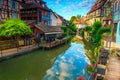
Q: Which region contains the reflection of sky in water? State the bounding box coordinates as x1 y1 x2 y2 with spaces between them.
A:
43 42 91 80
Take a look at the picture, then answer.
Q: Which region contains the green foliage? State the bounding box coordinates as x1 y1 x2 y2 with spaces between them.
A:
80 30 84 38
86 65 94 73
84 26 92 32
63 29 72 37
0 18 32 39
69 21 77 32
61 26 67 32
93 21 102 30
94 47 100 59
70 16 77 22
91 60 96 65
92 22 111 45
97 27 111 35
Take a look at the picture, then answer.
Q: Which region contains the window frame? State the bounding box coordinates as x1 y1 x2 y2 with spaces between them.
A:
10 0 18 9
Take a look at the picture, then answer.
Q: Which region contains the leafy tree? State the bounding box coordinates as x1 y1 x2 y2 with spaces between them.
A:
84 26 92 32
83 21 111 47
70 16 77 22
0 18 32 40
69 21 77 32
61 26 67 32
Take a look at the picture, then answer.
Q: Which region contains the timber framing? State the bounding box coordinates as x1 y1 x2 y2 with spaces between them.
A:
0 0 21 20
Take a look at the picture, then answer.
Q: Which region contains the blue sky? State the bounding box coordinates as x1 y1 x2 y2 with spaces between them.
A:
43 0 97 20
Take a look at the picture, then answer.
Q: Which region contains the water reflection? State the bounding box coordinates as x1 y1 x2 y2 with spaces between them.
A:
43 42 91 80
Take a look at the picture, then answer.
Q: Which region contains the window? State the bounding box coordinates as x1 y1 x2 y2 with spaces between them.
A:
10 0 18 9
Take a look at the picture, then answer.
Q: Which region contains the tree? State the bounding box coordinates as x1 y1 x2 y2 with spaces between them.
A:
0 18 32 40
83 26 92 32
69 21 77 32
83 21 111 47
92 21 111 45
61 26 67 32
77 15 82 18
70 16 77 22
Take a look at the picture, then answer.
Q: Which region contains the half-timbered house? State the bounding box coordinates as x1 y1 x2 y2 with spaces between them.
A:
20 0 64 43
0 0 22 21
20 0 50 26
86 0 113 26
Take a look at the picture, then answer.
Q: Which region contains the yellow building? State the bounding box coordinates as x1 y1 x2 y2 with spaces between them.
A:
86 0 113 26
73 17 86 29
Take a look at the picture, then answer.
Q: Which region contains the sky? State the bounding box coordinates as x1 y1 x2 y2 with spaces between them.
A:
43 0 97 20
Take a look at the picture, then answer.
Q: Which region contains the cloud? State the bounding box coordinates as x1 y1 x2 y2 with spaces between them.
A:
56 0 61 4
78 0 97 8
61 6 73 13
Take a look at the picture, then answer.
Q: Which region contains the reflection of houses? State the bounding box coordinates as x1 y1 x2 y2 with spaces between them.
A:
86 0 113 26
113 0 120 44
0 0 22 21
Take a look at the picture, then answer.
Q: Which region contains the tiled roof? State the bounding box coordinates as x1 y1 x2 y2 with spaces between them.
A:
88 0 107 14
35 24 63 33
56 14 66 23
26 20 36 25
73 18 85 24
20 0 50 11
50 10 58 18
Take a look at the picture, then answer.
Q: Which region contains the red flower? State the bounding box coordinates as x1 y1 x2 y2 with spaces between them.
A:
76 76 86 80
86 64 94 67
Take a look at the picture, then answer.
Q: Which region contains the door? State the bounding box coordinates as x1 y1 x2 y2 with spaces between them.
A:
116 21 120 44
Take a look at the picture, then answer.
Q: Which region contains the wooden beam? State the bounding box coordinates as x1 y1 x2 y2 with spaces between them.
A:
13 0 25 3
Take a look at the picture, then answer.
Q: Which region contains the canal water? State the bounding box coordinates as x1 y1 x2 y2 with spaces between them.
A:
0 42 90 80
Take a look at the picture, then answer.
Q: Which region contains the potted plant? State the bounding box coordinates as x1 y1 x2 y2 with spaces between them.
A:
76 76 86 80
86 64 94 75
91 60 96 66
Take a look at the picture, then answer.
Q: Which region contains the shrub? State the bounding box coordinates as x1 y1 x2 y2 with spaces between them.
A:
86 64 94 73
91 60 96 65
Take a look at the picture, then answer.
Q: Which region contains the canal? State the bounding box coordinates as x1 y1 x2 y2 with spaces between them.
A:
0 42 90 80
0 43 70 80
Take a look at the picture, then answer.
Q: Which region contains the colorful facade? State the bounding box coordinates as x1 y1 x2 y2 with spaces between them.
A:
20 0 64 43
20 0 50 26
86 0 113 26
0 0 21 21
